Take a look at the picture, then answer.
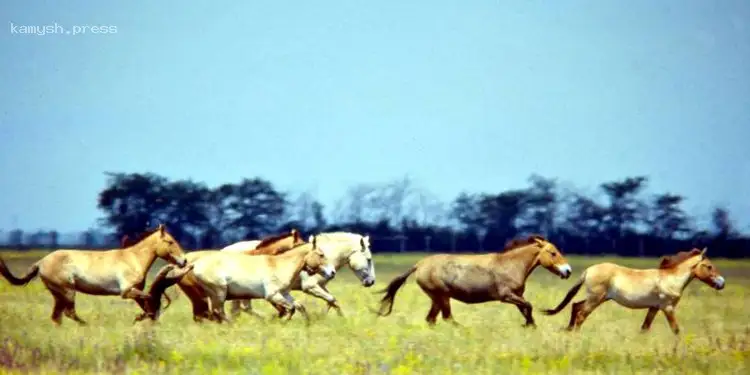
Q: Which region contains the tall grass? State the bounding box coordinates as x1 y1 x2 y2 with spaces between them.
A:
1 252 748 374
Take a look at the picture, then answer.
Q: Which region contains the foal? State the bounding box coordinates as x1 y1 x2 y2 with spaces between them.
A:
543 248 725 334
375 235 572 327
0 224 187 325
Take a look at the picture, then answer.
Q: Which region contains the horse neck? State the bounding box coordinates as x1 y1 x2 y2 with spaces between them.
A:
122 237 159 273
274 245 312 283
659 257 701 294
317 240 350 270
495 245 541 285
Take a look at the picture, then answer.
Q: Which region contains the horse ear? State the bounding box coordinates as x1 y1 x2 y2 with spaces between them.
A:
700 247 707 256
310 235 317 249
159 224 166 237
533 237 545 246
292 229 300 241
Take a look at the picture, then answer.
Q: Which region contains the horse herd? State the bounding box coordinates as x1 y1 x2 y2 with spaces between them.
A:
0 224 726 335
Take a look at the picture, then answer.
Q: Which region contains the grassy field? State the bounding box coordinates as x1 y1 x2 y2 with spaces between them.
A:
1 251 749 374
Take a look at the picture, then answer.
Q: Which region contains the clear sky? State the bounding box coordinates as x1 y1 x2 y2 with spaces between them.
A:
1 1 748 233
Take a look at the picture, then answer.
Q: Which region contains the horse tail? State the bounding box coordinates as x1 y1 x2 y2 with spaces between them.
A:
542 271 586 315
0 257 40 286
373 265 417 317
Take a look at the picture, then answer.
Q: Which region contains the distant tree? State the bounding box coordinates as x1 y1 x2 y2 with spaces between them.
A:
97 172 172 238
333 184 377 224
215 178 287 240
477 189 531 243
157 179 212 245
450 192 483 233
8 229 24 248
520 174 559 237
600 176 649 238
711 206 737 240
49 230 59 248
560 192 607 238
646 193 692 240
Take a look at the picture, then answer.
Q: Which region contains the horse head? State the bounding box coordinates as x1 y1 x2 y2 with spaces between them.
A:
303 235 337 280
532 236 572 279
692 247 725 290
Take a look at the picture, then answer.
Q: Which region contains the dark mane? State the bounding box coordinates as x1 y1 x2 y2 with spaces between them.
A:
120 226 160 248
254 230 296 250
247 237 308 256
658 249 702 269
502 234 547 252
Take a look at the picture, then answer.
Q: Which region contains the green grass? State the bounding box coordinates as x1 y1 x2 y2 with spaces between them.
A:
1 251 749 374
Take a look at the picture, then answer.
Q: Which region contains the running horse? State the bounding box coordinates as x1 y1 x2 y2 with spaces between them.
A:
235 231 377 319
374 235 572 327
180 235 337 325
543 247 725 334
135 229 306 322
0 224 188 325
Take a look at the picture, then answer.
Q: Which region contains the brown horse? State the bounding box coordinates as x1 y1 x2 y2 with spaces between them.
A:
543 247 725 334
132 263 195 323
0 224 188 325
129 229 305 323
374 235 572 327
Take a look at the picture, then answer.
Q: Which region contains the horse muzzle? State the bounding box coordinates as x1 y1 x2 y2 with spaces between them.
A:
556 264 572 279
362 276 375 288
176 258 188 268
712 276 725 290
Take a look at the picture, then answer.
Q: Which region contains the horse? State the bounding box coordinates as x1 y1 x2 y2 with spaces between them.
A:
542 247 725 334
220 229 301 253
132 263 196 323
186 235 337 325
232 231 377 319
374 234 572 327
0 224 188 325
131 229 305 323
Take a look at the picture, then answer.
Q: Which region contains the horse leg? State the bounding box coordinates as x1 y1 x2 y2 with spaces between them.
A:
498 290 536 328
640 307 659 333
566 301 585 331
266 292 296 323
303 283 342 317
572 296 606 331
41 280 66 325
661 306 680 335
204 288 230 324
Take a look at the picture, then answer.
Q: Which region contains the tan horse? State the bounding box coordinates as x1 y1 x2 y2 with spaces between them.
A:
543 248 725 334
187 235 336 325
132 263 195 322
0 224 188 325
374 235 572 327
129 229 305 322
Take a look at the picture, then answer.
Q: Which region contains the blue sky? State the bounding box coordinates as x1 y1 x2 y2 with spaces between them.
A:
1 1 748 233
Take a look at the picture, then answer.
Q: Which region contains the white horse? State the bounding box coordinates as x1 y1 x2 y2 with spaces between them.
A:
220 240 261 252
231 231 377 318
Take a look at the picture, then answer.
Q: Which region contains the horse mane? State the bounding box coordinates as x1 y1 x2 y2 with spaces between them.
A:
247 239 309 256
658 248 702 269
502 234 547 252
253 230 297 250
120 226 160 248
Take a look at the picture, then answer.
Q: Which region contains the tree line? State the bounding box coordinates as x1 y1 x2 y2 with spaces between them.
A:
3 172 748 258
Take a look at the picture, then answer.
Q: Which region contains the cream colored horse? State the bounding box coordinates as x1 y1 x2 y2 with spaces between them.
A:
0 224 188 325
232 231 376 318
189 235 337 324
543 247 725 334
